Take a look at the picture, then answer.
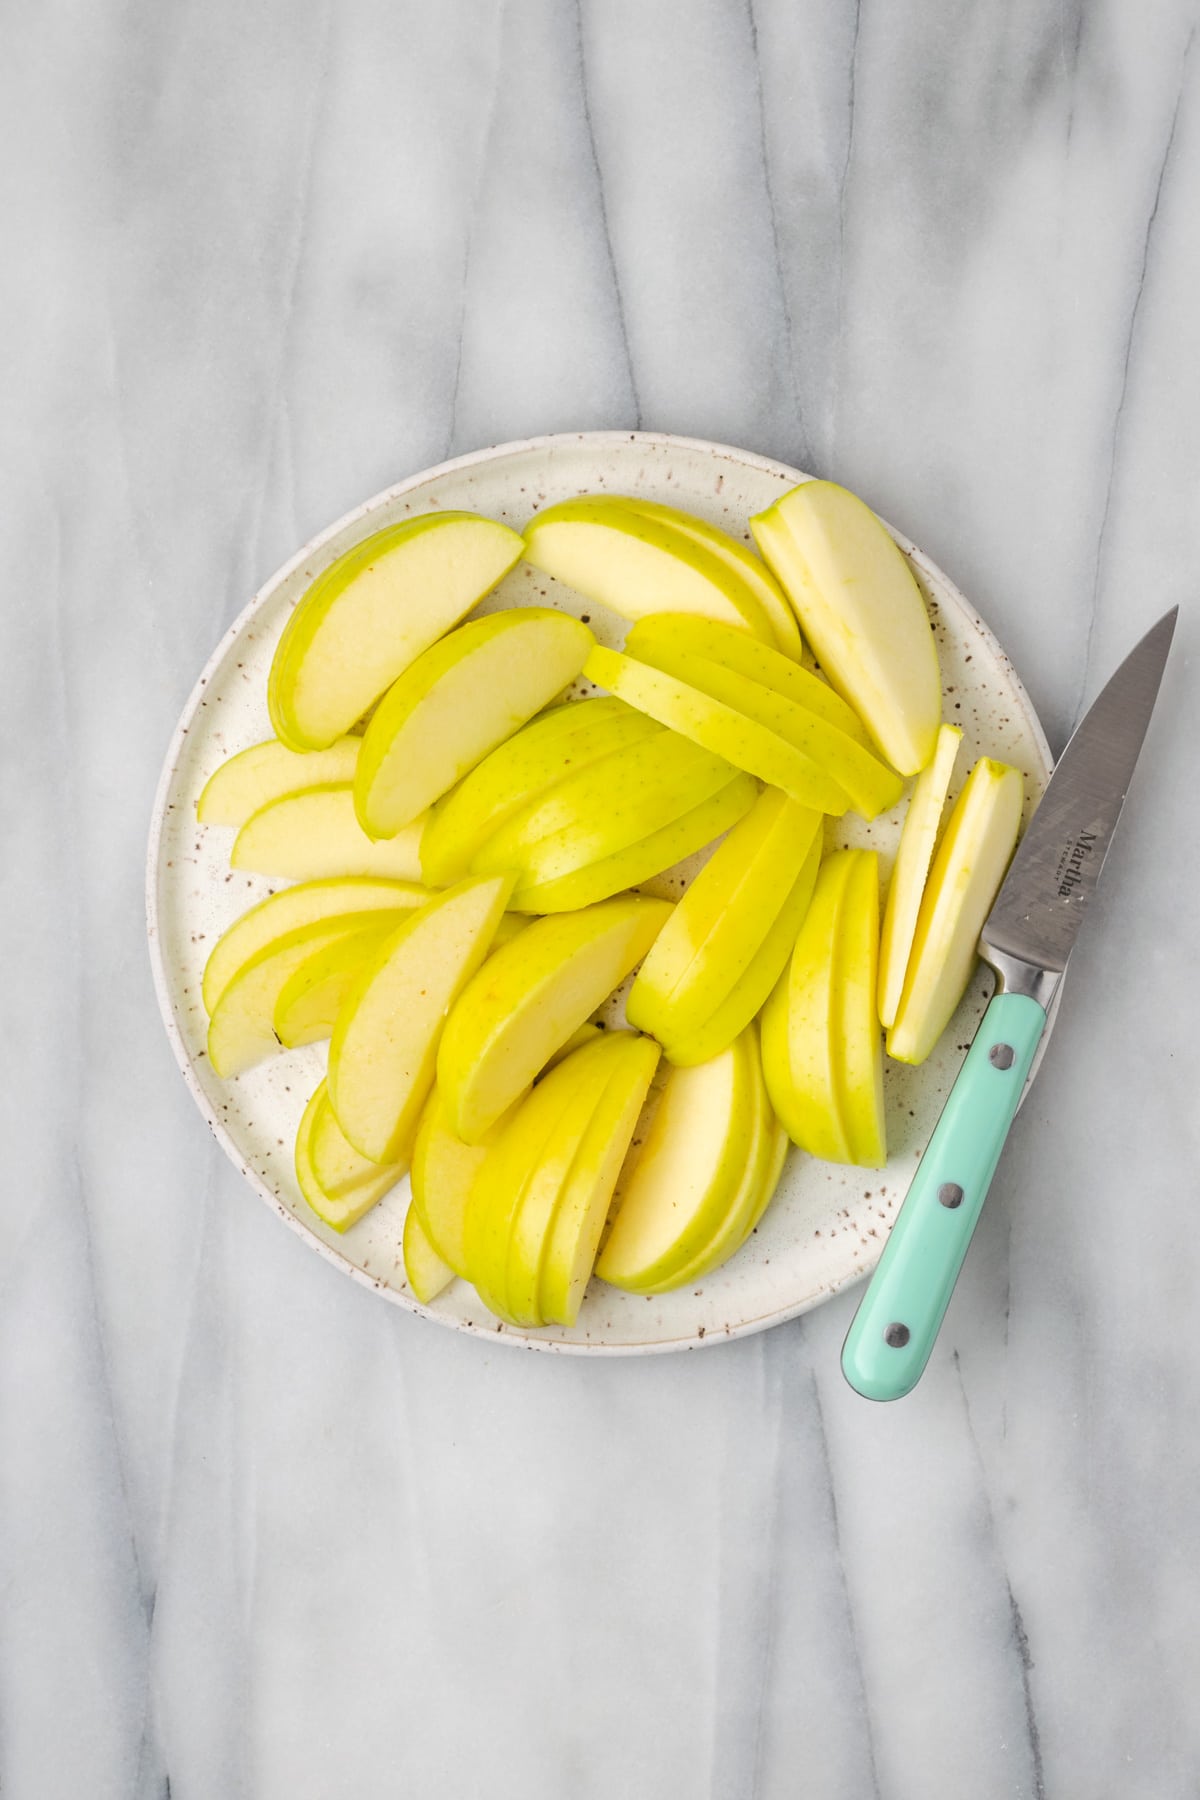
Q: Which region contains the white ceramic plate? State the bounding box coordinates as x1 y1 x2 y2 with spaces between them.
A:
147 431 1053 1355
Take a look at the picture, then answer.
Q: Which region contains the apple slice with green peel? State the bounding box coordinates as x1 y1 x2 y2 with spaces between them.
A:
295 1084 406 1231
197 736 361 826
522 499 776 642
887 758 1023 1066
309 1084 405 1196
625 613 871 747
617 634 903 819
327 873 513 1163
207 915 385 1078
403 1204 456 1303
627 790 823 1058
231 786 427 882
878 723 963 1029
202 876 427 1014
461 1063 572 1324
584 646 854 815
411 1088 496 1276
273 917 403 1048
438 894 672 1143
750 481 941 776
268 511 524 751
355 609 594 838
509 774 757 914
596 1029 764 1294
761 849 886 1166
419 698 662 886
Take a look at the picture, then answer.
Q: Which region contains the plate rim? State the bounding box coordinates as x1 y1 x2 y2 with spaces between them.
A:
146 428 1055 1356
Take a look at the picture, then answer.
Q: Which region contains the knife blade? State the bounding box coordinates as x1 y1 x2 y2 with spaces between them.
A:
841 607 1178 1400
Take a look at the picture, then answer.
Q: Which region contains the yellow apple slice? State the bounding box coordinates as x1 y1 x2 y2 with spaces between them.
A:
309 1084 407 1196
206 915 384 1078
617 636 903 819
327 873 513 1163
295 1083 405 1231
197 736 361 826
760 849 885 1166
202 876 427 1014
627 789 822 1050
268 511 524 750
403 1204 456 1303
420 698 662 886
877 722 963 1028
596 1029 763 1293
510 774 757 914
355 609 594 838
410 1088 494 1276
887 758 1023 1065
584 646 854 814
750 481 941 775
626 612 871 746
438 894 672 1143
273 917 403 1047
522 499 776 642
230 786 426 881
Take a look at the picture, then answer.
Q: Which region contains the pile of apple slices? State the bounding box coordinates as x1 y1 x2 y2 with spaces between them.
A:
196 481 1025 1328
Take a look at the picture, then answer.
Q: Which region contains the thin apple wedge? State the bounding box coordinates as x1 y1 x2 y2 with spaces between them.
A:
231 786 427 882
403 1204 456 1303
273 920 401 1048
327 873 513 1164
295 1083 406 1232
309 1083 406 1197
878 722 963 1029
438 894 672 1143
410 1088 495 1277
751 481 941 776
268 511 523 750
202 876 427 1014
355 609 594 838
596 1029 766 1294
761 848 886 1167
197 735 361 825
522 499 776 643
887 757 1023 1066
627 789 822 1063
584 646 854 815
419 698 661 886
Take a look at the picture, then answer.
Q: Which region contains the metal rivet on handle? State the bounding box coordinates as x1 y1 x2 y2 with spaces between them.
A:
884 1322 910 1348
938 1182 964 1209
989 1042 1015 1070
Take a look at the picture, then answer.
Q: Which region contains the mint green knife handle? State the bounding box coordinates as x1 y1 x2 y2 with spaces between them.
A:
841 991 1047 1401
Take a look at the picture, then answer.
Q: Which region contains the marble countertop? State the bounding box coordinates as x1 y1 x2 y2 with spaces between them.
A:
5 1 1200 1795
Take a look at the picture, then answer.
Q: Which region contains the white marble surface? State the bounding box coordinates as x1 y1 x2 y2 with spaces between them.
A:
4 1 1200 1794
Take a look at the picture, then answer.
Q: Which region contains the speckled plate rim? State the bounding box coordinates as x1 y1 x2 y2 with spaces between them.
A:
146 430 1055 1356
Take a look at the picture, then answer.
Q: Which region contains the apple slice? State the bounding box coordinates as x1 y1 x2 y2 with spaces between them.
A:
887 758 1023 1065
231 786 426 881
295 1083 406 1231
625 613 871 746
355 609 594 838
438 894 672 1143
327 873 513 1163
510 774 758 914
584 646 854 814
403 1203 456 1303
878 723 963 1028
207 915 388 1078
273 919 402 1047
202 876 427 1014
410 1088 494 1276
522 499 776 642
268 511 524 750
760 849 885 1166
309 1084 406 1196
596 1029 764 1293
419 698 661 886
627 790 823 1059
750 481 941 776
620 631 903 819
197 736 361 826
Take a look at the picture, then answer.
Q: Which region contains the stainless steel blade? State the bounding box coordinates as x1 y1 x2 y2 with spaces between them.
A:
981 607 1177 1004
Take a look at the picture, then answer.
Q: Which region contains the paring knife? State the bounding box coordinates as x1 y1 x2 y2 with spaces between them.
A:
841 607 1178 1401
